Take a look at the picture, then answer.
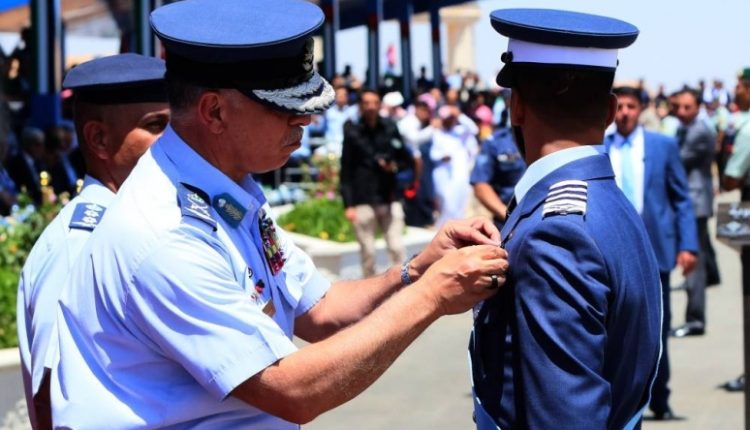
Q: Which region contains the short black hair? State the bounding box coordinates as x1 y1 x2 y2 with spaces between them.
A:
413 100 430 110
674 87 702 106
165 74 214 112
357 87 379 103
514 65 614 132
613 86 643 105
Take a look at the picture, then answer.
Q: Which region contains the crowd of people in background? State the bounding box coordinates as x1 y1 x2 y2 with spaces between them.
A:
287 66 750 405
0 57 746 230
0 21 747 421
273 66 743 233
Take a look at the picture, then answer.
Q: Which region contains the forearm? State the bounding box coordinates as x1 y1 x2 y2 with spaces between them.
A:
724 175 744 191
473 183 506 219
235 283 440 424
298 260 423 340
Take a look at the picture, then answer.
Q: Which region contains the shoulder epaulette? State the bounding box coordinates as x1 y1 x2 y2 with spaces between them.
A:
177 183 216 231
542 180 587 218
69 202 107 231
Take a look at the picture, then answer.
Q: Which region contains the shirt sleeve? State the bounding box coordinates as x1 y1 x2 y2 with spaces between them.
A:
126 226 297 401
725 128 750 179
664 137 699 253
276 226 331 317
16 270 35 425
512 218 611 429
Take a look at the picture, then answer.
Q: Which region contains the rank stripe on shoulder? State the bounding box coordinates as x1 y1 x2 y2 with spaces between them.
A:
543 180 588 217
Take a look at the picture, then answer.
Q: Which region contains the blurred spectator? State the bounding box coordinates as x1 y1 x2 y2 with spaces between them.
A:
470 127 525 230
661 93 682 137
7 127 45 204
605 86 698 418
381 92 406 121
415 65 433 94
398 99 437 157
429 87 444 108
43 125 77 196
704 79 731 107
446 68 463 90
473 105 494 141
340 89 413 277
637 78 651 106
444 88 479 136
492 88 511 128
672 87 719 338
719 69 750 393
654 84 668 108
0 134 18 215
8 27 32 97
323 86 357 153
430 105 478 228
398 98 438 227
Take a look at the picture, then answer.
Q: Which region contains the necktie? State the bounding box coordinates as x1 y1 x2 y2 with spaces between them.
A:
676 126 687 148
620 138 636 207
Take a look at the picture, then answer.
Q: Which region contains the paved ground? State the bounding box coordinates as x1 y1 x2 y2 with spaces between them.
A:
306 191 745 430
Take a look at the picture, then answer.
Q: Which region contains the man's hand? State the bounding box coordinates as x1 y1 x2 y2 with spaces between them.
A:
345 207 357 223
416 245 508 315
676 250 697 276
410 217 501 281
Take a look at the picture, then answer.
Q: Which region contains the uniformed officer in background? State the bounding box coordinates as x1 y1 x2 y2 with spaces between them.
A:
17 53 169 429
470 9 662 429
470 126 526 229
720 68 750 394
50 0 508 428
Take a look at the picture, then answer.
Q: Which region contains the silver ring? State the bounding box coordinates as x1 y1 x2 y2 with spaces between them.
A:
488 274 499 290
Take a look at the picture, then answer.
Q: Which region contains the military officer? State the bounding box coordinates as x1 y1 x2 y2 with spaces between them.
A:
470 127 526 229
16 53 169 429
470 9 662 429
50 1 508 428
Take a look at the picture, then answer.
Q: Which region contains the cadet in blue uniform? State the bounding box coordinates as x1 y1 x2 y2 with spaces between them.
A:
470 128 526 229
469 9 662 430
16 53 168 429
51 1 509 428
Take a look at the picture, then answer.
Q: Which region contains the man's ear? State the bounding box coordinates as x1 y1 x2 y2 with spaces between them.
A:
605 93 618 127
197 91 226 134
510 90 524 127
82 120 108 161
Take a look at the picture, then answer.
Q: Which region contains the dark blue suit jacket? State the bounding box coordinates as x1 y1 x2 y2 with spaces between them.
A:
604 131 698 273
471 153 662 429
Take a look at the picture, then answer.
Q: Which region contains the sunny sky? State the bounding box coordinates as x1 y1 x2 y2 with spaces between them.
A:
336 0 750 94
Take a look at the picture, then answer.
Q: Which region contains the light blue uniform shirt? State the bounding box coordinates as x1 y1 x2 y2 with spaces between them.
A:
17 176 113 421
52 126 330 429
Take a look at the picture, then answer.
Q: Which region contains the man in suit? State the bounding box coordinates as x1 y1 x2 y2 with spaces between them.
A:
605 86 698 420
671 88 719 338
470 9 662 429
7 127 45 204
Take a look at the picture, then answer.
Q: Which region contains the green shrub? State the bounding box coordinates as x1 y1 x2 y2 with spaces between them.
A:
0 267 19 348
278 197 355 243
